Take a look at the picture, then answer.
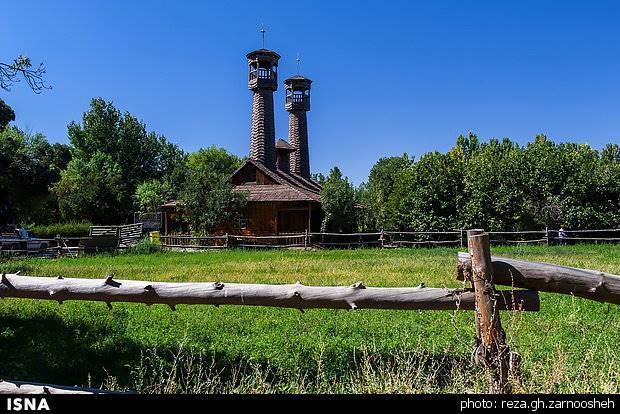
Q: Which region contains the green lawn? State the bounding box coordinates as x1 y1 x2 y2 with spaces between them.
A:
1 245 619 393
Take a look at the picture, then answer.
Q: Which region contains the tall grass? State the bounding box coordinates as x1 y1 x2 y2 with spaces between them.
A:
1 244 619 393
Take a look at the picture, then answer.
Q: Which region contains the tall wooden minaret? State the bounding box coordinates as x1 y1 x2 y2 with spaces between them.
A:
284 75 312 178
247 49 280 169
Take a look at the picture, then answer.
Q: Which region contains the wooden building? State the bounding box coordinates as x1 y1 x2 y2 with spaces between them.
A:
161 47 322 236
232 156 321 235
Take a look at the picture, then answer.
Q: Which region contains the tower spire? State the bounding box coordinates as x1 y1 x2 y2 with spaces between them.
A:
260 26 266 49
296 52 301 75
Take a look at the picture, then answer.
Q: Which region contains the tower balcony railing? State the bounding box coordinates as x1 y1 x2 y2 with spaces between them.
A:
286 94 308 104
249 68 276 81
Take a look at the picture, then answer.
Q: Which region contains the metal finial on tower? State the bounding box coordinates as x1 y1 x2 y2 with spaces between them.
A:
296 52 301 75
260 25 266 48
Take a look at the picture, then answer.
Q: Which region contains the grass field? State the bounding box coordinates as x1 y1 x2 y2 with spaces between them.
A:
1 245 620 393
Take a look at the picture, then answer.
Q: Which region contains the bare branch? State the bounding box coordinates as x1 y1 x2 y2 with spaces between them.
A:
0 55 51 93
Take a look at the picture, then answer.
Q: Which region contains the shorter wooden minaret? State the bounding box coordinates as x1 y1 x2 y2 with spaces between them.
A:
284 75 312 178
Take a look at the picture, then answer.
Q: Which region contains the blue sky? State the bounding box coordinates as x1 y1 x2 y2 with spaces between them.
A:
2 0 619 184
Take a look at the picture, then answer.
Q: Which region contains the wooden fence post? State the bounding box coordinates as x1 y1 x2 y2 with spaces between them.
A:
304 229 309 250
468 229 512 394
55 234 62 257
224 233 229 248
380 229 385 248
460 229 465 248
545 227 550 246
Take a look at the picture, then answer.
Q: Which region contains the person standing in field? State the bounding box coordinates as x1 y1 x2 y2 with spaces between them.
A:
558 226 567 245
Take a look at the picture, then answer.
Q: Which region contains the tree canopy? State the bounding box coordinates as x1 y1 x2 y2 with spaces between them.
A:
54 98 185 224
320 167 357 232
0 126 71 224
2 94 619 233
0 99 15 131
179 147 246 234
355 134 620 232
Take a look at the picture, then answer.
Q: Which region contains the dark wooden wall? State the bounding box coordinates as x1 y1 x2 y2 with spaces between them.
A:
240 201 321 235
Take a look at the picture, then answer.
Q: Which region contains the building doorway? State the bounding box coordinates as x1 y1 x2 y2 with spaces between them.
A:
277 209 309 234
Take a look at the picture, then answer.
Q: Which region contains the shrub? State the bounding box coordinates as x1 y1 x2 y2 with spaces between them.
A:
29 222 92 238
124 238 162 255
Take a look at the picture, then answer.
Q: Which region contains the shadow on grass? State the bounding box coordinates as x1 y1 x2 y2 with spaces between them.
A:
0 312 142 386
0 312 473 392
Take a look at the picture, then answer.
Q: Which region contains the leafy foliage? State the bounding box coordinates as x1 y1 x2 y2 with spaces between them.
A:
0 98 15 131
29 221 92 238
180 146 246 234
134 180 175 215
320 167 357 232
0 126 71 224
357 154 413 231
358 134 620 231
54 98 185 223
53 152 127 224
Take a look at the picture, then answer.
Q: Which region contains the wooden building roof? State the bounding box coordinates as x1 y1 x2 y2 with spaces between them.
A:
275 138 295 151
231 159 321 202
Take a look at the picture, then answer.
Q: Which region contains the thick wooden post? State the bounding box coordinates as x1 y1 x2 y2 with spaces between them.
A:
545 227 550 246
468 229 512 393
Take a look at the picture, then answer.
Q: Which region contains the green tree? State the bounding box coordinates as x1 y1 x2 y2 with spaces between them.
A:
358 154 413 231
55 98 184 223
320 167 357 232
386 151 461 231
0 99 15 131
180 147 245 234
134 180 174 214
364 133 620 232
0 126 71 224
53 153 127 224
460 138 527 230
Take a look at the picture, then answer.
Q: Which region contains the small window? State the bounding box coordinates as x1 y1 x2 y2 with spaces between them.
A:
239 218 249 229
246 169 257 183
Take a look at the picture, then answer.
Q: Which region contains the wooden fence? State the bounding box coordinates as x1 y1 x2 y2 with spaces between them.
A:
2 229 620 394
157 228 620 250
3 227 619 257
0 224 144 258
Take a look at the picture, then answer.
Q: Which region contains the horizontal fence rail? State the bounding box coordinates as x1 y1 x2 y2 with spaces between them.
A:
0 224 144 258
456 252 620 305
0 380 127 395
0 273 540 311
3 228 620 257
154 228 620 251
